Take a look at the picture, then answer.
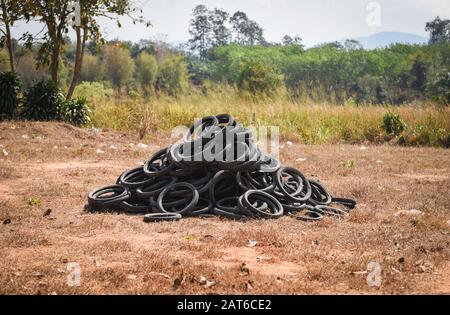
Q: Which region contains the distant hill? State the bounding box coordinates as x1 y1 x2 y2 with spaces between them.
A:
355 32 428 49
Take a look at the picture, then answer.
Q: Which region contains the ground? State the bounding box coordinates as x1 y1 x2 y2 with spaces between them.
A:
0 121 449 294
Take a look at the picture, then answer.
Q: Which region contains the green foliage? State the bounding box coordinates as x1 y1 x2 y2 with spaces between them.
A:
375 83 389 104
74 81 113 103
204 42 450 104
90 94 449 148
15 52 48 89
382 112 407 136
237 59 284 96
27 196 42 206
0 71 22 120
400 125 450 147
410 56 428 92
125 80 142 99
0 50 10 72
80 53 104 82
156 55 189 96
188 6 264 58
21 79 92 125
189 5 212 59
62 97 91 126
230 11 265 45
428 71 450 104
103 45 135 89
425 16 450 44
22 79 64 121
136 52 158 93
341 160 356 168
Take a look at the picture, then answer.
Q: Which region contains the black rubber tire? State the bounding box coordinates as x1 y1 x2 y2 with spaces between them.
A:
184 116 219 143
309 179 332 205
120 201 153 214
135 177 177 199
289 209 323 222
331 197 356 209
143 148 175 178
157 182 199 215
315 205 349 217
275 166 311 202
239 190 284 219
118 167 155 189
212 207 247 220
88 185 130 211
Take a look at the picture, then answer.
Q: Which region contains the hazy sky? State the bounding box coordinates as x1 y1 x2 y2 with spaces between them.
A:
10 0 450 47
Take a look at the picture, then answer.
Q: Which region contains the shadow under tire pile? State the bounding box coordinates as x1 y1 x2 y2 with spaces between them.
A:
86 114 356 222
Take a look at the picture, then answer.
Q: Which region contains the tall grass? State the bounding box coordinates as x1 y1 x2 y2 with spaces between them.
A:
87 91 450 147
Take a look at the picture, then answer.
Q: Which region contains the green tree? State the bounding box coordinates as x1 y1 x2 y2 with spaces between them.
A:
425 16 450 44
20 0 73 83
156 54 189 96
136 52 158 95
209 8 230 47
282 35 303 47
66 0 150 100
0 0 20 72
189 5 211 59
80 52 103 82
429 71 450 104
19 0 148 98
244 20 265 45
238 59 284 96
344 39 362 51
230 11 248 44
410 56 428 92
230 11 265 45
103 44 135 90
15 51 48 88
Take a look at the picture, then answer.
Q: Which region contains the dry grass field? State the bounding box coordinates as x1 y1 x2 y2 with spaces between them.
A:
0 121 449 294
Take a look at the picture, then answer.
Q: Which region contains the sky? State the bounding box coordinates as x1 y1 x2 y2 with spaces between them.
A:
10 0 450 47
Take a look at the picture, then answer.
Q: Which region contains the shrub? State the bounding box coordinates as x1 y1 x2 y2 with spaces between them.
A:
103 45 135 90
237 59 284 97
80 53 104 82
22 79 64 121
27 196 42 206
428 71 450 105
156 55 189 96
0 72 22 120
125 80 142 100
62 97 91 126
399 126 450 148
136 52 158 94
382 111 406 136
15 52 48 89
74 81 113 103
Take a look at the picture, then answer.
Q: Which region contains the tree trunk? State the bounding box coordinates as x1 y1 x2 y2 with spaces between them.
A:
50 40 60 83
48 21 62 83
1 0 15 72
66 27 87 100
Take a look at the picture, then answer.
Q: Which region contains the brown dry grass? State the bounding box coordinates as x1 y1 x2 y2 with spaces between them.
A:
0 121 449 295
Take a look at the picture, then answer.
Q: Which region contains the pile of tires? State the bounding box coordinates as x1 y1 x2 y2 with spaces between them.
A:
86 114 356 222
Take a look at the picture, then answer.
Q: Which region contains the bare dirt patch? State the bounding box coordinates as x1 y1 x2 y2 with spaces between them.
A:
0 122 449 294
